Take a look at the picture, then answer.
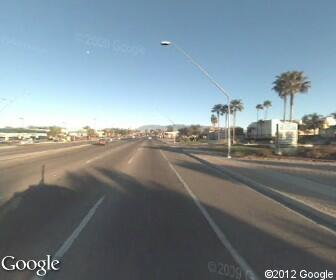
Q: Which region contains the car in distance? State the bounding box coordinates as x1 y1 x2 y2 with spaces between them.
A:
20 138 34 145
96 138 107 145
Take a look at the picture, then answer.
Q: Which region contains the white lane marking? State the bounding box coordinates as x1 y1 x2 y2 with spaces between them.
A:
127 156 134 165
31 196 105 280
160 150 259 280
189 153 336 237
85 140 137 164
86 156 101 164
128 148 139 164
86 149 114 164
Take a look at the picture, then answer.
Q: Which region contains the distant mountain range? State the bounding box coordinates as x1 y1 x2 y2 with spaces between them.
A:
137 124 186 131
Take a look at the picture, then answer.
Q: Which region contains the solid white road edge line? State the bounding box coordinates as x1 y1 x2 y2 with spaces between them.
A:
128 148 139 164
159 150 259 280
31 196 105 280
189 153 336 237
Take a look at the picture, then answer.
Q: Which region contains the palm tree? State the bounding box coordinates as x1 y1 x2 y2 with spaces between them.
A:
255 104 263 138
273 75 289 121
211 104 223 141
331 112 336 120
302 113 324 135
220 104 229 140
263 100 272 120
273 71 311 121
83 125 96 137
256 104 263 121
210 114 218 127
230 99 244 143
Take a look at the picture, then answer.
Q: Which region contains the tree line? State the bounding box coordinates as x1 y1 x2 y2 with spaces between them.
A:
210 99 244 143
210 70 314 137
300 112 336 135
47 126 134 138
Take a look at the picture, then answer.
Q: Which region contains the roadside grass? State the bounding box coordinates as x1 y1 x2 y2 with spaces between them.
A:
210 144 274 158
183 142 336 161
163 138 336 160
295 146 336 160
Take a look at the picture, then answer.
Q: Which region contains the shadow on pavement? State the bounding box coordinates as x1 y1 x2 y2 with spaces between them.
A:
175 159 336 207
0 159 335 280
236 158 336 172
155 141 336 222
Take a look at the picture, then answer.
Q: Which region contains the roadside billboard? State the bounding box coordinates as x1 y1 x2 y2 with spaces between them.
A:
276 122 298 145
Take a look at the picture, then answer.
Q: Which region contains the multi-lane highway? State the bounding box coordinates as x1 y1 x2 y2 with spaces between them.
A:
0 138 335 280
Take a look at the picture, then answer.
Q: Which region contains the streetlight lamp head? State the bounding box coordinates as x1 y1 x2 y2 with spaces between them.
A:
160 41 171 46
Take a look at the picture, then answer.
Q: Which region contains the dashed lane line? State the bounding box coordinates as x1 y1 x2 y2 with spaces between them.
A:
160 150 259 280
31 196 105 280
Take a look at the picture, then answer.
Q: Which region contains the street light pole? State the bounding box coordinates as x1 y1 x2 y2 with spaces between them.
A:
155 109 178 145
160 41 231 158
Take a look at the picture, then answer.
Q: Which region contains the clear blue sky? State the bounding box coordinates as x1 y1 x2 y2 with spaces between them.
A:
0 0 335 129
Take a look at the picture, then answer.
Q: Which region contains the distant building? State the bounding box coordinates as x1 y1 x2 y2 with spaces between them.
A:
96 130 105 138
60 128 68 134
68 129 88 137
0 128 48 140
208 128 226 140
164 131 179 139
322 116 336 129
247 119 298 145
320 125 336 138
298 116 336 136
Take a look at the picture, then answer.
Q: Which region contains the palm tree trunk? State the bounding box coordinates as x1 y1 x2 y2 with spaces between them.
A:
289 94 294 121
232 111 236 143
256 110 259 138
283 96 287 122
217 112 220 142
264 108 268 120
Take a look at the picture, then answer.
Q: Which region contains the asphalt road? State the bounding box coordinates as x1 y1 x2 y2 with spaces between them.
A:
183 149 336 220
0 141 91 158
0 138 335 280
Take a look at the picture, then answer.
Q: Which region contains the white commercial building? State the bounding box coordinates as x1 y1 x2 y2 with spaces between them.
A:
164 131 179 139
247 119 298 145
